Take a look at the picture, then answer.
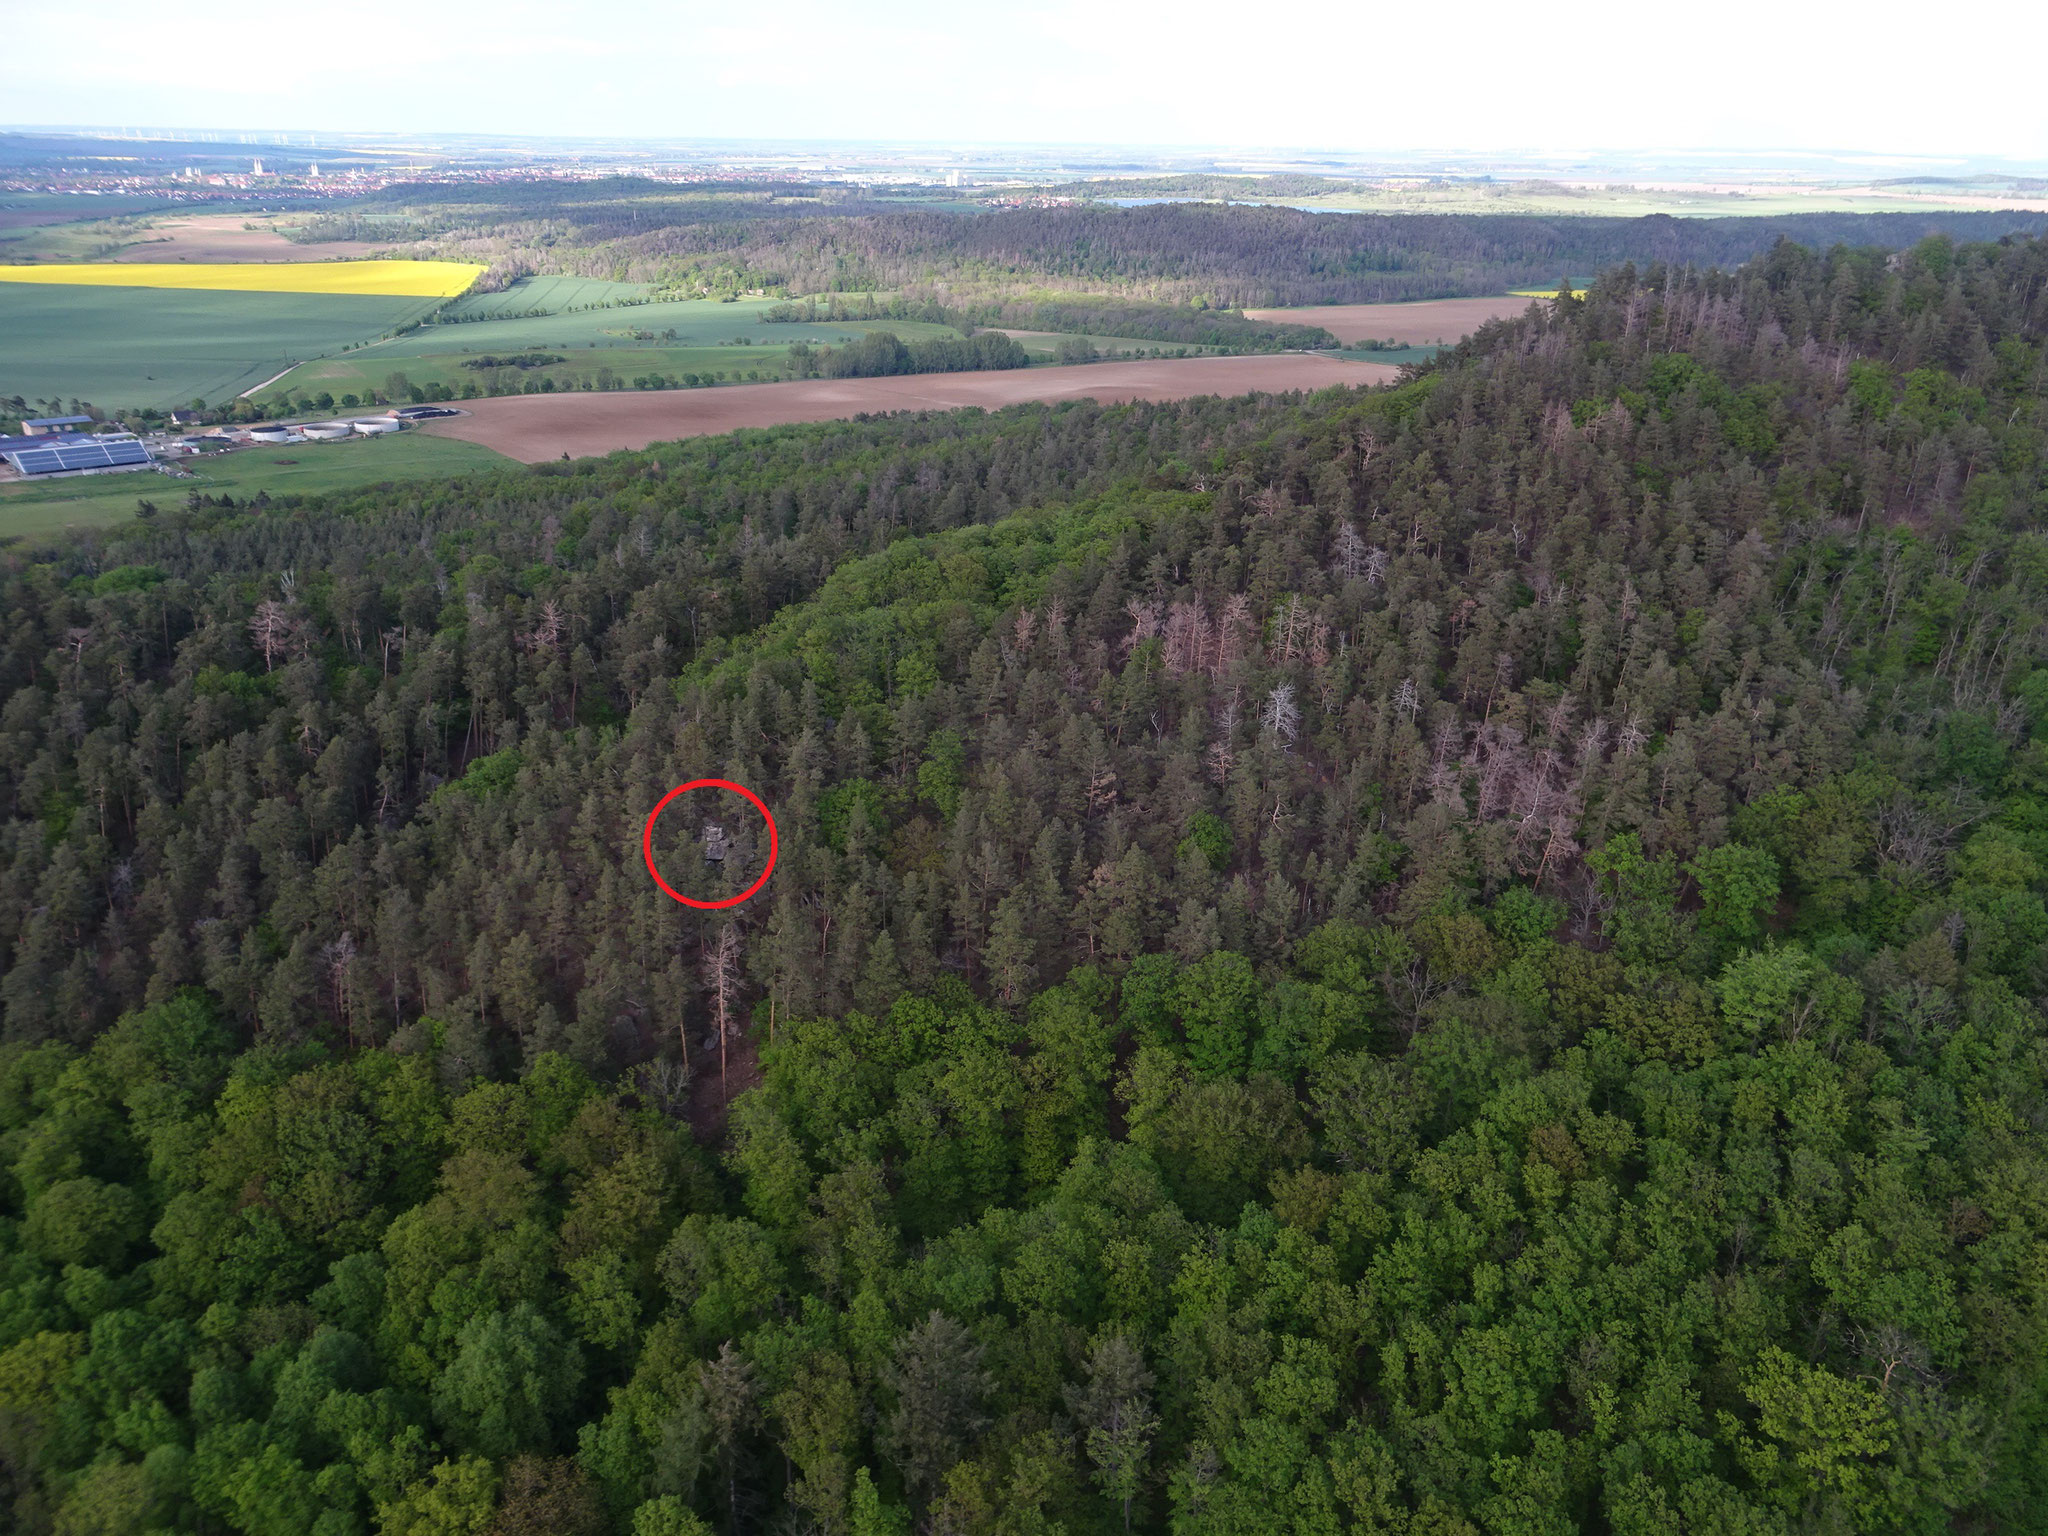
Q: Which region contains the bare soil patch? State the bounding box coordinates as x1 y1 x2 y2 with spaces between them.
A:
1244 296 1540 346
111 215 387 263
418 354 1400 462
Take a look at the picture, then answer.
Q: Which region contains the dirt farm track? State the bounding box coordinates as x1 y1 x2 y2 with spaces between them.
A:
417 354 1402 462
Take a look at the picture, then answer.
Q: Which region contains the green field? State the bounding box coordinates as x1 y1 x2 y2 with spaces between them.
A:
0 193 185 222
998 330 1225 361
259 344 811 404
402 287 913 347
255 319 1207 407
393 307 961 357
0 282 447 410
262 347 809 403
251 287 973 406
1337 343 1443 366
0 195 196 262
0 214 159 263
434 275 666 320
0 432 517 541
1 265 1229 421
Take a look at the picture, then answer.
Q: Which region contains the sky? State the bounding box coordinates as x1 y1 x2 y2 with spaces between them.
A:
7 0 2047 163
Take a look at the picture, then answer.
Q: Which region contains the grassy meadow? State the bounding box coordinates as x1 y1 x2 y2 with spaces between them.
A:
256 344 816 405
249 283 979 406
252 279 1220 406
0 193 179 224
419 284 906 345
434 275 664 319
0 432 516 541
0 215 155 263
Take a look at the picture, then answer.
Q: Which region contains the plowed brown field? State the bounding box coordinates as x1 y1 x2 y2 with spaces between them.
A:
1244 296 1540 346
112 215 386 263
417 353 1401 462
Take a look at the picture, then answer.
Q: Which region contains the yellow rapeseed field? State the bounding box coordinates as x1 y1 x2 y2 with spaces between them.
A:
0 260 485 298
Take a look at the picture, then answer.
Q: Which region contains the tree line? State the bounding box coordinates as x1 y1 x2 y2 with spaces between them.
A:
313 176 2048 308
786 331 1031 380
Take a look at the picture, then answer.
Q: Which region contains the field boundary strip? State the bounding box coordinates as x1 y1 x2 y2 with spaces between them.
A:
0 260 486 298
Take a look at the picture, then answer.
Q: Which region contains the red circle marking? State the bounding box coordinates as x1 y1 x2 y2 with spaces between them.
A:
642 779 778 909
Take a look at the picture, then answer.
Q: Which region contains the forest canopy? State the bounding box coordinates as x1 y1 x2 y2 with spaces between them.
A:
785 330 1031 380
3 232 2048 1535
297 180 2048 306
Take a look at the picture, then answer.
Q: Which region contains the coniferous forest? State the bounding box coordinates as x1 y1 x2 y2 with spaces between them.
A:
5 234 2048 1535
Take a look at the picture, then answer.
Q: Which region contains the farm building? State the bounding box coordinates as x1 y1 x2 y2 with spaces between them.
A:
5 430 100 451
21 415 96 436
2 437 154 477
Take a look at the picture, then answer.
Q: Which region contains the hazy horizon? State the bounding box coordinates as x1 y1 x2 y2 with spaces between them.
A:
9 0 2048 161
6 129 2044 185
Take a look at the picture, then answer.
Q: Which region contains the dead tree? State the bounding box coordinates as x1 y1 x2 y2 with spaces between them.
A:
249 600 296 672
703 922 744 1101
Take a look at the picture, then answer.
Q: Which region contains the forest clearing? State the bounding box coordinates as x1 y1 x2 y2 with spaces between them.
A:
416 352 1402 459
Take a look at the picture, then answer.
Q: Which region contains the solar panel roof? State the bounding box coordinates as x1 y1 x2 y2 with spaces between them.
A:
7 440 152 475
